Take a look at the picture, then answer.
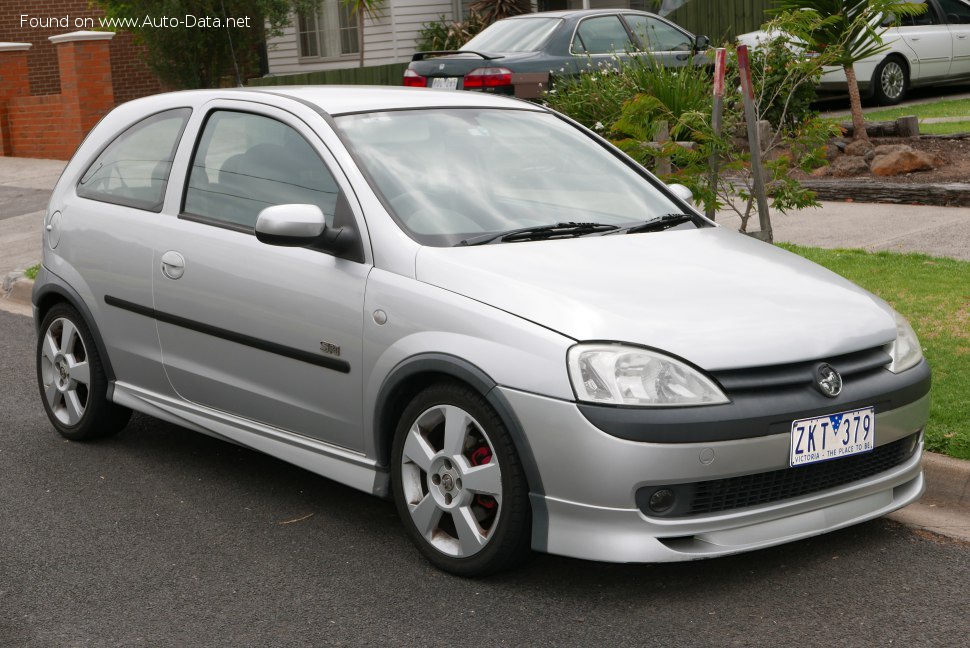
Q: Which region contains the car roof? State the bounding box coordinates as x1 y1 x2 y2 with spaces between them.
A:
507 9 656 19
262 85 544 115
139 86 546 117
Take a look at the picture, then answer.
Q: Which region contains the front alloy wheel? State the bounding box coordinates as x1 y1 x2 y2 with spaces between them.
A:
392 382 530 576
875 57 907 105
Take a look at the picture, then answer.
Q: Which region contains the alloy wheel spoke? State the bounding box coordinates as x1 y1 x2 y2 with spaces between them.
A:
68 360 90 387
64 390 84 425
44 381 60 408
59 320 78 354
441 405 470 456
42 332 59 363
453 505 487 555
462 461 501 497
402 427 436 473
409 493 443 538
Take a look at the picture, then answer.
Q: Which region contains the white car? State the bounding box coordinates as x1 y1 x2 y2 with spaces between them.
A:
739 0 970 104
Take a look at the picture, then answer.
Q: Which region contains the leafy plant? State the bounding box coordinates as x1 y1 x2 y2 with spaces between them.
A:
468 0 529 24
416 13 487 52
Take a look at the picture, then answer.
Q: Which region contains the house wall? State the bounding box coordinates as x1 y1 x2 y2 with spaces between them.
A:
265 0 456 76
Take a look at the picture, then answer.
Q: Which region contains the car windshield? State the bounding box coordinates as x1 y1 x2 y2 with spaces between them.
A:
461 17 562 52
334 108 686 246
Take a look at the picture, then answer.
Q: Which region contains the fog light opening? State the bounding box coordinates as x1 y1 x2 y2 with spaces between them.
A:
649 488 676 513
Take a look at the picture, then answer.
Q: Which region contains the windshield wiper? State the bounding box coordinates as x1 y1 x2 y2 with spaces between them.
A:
608 213 694 235
457 222 619 246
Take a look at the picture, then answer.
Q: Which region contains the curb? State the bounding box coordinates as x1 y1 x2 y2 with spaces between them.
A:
1 273 33 316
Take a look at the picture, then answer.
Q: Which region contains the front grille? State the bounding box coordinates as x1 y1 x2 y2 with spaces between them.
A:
637 433 920 518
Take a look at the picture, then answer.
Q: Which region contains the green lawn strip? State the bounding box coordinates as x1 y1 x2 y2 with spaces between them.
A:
858 97 970 122
919 120 970 136
23 264 39 280
779 244 969 460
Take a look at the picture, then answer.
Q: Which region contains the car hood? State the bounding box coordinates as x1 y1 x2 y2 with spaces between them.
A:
414 227 897 371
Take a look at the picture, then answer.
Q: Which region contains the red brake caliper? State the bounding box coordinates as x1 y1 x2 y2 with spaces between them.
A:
470 446 497 510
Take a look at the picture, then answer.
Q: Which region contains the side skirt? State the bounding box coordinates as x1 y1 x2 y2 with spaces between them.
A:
110 381 390 497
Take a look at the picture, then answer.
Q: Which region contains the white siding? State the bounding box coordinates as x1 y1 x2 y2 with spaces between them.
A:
265 1 457 76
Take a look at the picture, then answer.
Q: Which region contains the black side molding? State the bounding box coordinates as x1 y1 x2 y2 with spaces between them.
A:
104 295 350 374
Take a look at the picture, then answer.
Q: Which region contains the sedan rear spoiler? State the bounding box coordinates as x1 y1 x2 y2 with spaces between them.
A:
411 50 504 61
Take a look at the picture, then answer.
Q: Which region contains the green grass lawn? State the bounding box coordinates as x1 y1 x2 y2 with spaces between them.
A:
780 244 969 460
919 120 970 135
859 97 970 121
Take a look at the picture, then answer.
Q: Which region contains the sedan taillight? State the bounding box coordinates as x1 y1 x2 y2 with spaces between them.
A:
403 69 428 87
463 67 513 90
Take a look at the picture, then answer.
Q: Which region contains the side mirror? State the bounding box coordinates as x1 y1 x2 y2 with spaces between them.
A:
255 204 326 247
667 183 694 206
695 35 710 51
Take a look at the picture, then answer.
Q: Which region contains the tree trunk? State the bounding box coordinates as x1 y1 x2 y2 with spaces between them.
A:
844 64 869 142
358 6 365 68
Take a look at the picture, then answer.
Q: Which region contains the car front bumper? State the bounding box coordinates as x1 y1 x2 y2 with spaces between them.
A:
502 386 929 563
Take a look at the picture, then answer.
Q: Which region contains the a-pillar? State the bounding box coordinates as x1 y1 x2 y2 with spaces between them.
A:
49 31 116 151
0 42 32 156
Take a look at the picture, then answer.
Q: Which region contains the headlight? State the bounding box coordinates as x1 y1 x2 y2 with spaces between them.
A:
567 344 728 407
886 311 922 373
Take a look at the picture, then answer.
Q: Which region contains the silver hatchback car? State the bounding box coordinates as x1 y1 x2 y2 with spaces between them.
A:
34 87 930 576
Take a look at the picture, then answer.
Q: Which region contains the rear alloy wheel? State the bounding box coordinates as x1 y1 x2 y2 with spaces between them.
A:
37 304 131 440
874 56 908 105
391 382 530 576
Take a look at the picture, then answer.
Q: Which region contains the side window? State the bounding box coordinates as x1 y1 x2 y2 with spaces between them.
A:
938 0 970 23
183 111 340 231
625 15 693 52
77 108 190 212
897 1 939 26
572 16 633 55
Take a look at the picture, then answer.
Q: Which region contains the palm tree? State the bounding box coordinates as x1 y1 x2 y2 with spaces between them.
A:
342 0 384 68
775 0 926 141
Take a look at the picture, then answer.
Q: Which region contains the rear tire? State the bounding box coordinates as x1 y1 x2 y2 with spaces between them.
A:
36 303 131 441
873 56 908 105
391 381 531 576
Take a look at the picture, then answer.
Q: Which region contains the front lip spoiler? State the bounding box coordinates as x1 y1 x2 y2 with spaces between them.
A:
577 359 931 444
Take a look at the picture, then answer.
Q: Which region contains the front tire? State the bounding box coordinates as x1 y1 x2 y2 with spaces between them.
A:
391 382 531 576
36 303 131 440
873 56 908 105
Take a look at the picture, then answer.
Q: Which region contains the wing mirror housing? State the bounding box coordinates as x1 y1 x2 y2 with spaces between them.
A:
255 204 357 257
667 183 694 206
695 35 710 51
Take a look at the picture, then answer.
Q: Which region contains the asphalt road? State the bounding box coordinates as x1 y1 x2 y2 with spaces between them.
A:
1 309 968 647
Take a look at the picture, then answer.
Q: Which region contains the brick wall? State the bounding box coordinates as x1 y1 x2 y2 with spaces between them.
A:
0 0 165 103
0 34 115 159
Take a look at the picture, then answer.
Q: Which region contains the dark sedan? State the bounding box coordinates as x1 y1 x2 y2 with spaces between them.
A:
404 9 710 98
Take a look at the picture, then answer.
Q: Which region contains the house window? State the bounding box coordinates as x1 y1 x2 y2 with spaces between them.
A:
298 0 359 59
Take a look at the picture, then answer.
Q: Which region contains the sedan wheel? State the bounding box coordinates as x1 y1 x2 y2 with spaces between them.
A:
37 304 131 440
392 382 530 576
874 57 908 105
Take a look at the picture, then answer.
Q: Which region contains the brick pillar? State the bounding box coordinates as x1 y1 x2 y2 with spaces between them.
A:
0 43 32 157
49 31 116 152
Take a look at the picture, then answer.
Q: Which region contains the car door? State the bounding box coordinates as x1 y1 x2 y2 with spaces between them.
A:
894 2 952 80
151 101 370 451
623 13 696 68
937 0 970 77
570 14 635 69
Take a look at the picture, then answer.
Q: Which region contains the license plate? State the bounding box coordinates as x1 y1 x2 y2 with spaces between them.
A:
431 77 459 90
790 406 875 467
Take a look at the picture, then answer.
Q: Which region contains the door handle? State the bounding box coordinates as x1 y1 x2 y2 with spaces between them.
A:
958 34 968 39
160 250 185 280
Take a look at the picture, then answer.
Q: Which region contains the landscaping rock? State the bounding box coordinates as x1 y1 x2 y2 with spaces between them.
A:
871 149 943 177
873 144 915 157
828 155 870 177
825 143 842 161
834 140 848 152
810 164 831 177
845 139 875 158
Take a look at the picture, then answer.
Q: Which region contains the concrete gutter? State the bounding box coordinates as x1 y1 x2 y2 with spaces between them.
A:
3 274 968 543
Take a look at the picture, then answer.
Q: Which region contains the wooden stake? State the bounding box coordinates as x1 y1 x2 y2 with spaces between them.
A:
707 47 727 221
737 45 772 243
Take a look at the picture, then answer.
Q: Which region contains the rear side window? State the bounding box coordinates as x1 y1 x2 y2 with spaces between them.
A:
182 111 339 232
572 16 633 55
624 15 693 52
77 108 191 212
